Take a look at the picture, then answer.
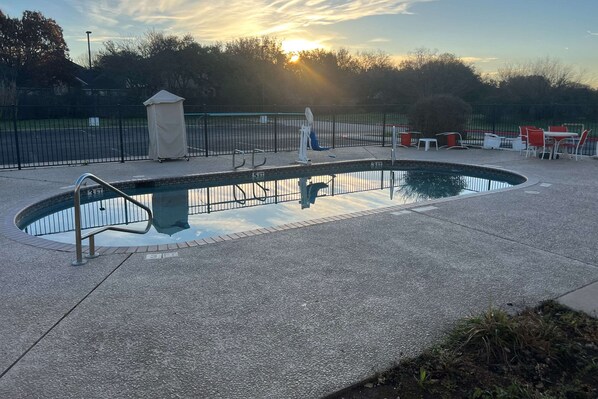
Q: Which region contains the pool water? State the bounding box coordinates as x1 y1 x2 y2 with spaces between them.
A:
20 163 522 247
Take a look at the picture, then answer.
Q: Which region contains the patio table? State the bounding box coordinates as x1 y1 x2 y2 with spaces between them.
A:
543 131 578 159
417 138 438 151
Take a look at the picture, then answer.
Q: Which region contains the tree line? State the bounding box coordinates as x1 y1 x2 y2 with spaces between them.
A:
1 9 597 107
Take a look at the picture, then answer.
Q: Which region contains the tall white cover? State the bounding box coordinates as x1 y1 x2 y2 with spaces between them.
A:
144 90 188 160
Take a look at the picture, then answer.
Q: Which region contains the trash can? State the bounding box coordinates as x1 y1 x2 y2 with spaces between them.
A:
483 133 501 149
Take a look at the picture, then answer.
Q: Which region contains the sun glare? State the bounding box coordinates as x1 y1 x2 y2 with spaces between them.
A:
289 54 300 63
281 39 323 54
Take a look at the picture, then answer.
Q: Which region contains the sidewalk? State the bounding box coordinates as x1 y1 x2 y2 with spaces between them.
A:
0 147 597 398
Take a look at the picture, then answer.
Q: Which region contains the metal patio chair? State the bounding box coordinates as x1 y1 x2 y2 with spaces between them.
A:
436 132 468 149
560 129 590 160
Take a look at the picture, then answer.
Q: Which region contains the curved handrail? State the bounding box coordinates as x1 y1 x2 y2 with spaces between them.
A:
251 148 267 168
233 149 246 169
72 173 153 265
252 181 269 202
233 184 247 205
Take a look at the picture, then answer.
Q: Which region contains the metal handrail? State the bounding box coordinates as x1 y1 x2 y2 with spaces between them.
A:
251 148 267 168
233 148 267 169
72 173 153 266
233 184 247 205
252 181 269 202
233 149 246 169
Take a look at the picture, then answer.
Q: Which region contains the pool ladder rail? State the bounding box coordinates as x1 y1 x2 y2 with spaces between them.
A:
72 173 153 266
233 148 267 169
232 181 270 205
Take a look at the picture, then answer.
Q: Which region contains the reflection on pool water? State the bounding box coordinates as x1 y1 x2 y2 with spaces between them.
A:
20 165 521 247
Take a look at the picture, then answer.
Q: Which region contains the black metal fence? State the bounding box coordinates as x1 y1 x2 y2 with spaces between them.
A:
1 103 596 169
464 103 598 150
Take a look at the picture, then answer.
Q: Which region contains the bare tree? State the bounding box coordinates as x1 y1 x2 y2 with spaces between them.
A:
497 57 587 88
494 57 596 105
355 50 393 72
73 50 100 69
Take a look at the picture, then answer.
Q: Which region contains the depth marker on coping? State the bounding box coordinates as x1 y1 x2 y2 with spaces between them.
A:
145 252 179 260
412 206 438 213
391 210 412 216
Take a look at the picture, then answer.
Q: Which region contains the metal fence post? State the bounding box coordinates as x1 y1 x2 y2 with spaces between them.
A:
381 110 387 147
491 104 497 135
274 107 278 153
118 104 125 163
12 104 22 170
203 104 209 157
332 112 336 149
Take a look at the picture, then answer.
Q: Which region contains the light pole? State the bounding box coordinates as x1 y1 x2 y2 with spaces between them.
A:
86 31 92 69
260 44 266 106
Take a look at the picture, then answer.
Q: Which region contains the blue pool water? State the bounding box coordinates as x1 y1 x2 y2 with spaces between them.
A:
18 161 524 247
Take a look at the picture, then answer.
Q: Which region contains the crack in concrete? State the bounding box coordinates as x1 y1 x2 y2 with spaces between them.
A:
0 254 133 380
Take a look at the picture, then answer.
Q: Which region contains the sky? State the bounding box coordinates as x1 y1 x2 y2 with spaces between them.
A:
2 0 598 85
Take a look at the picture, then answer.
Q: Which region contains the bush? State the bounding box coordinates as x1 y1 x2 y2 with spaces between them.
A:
408 94 472 139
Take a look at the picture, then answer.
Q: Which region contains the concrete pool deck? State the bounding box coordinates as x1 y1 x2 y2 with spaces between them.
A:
0 146 597 398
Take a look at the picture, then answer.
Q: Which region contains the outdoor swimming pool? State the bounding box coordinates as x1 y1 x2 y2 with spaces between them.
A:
16 160 525 249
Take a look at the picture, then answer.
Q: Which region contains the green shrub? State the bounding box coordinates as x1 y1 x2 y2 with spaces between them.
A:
408 94 472 139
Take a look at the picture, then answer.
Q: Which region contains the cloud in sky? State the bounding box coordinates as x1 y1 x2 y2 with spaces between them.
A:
460 56 499 64
73 35 137 43
4 0 593 87
68 0 433 42
369 37 391 43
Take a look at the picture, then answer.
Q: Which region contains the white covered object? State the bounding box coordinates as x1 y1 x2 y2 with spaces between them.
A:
512 137 526 151
144 90 188 161
483 133 501 149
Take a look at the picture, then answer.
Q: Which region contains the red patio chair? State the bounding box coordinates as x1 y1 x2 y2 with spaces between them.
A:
518 126 536 154
526 128 554 159
399 131 421 148
560 129 590 160
436 132 468 149
548 125 568 132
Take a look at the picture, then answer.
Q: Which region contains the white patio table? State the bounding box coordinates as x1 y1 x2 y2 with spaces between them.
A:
417 138 438 151
543 131 578 159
